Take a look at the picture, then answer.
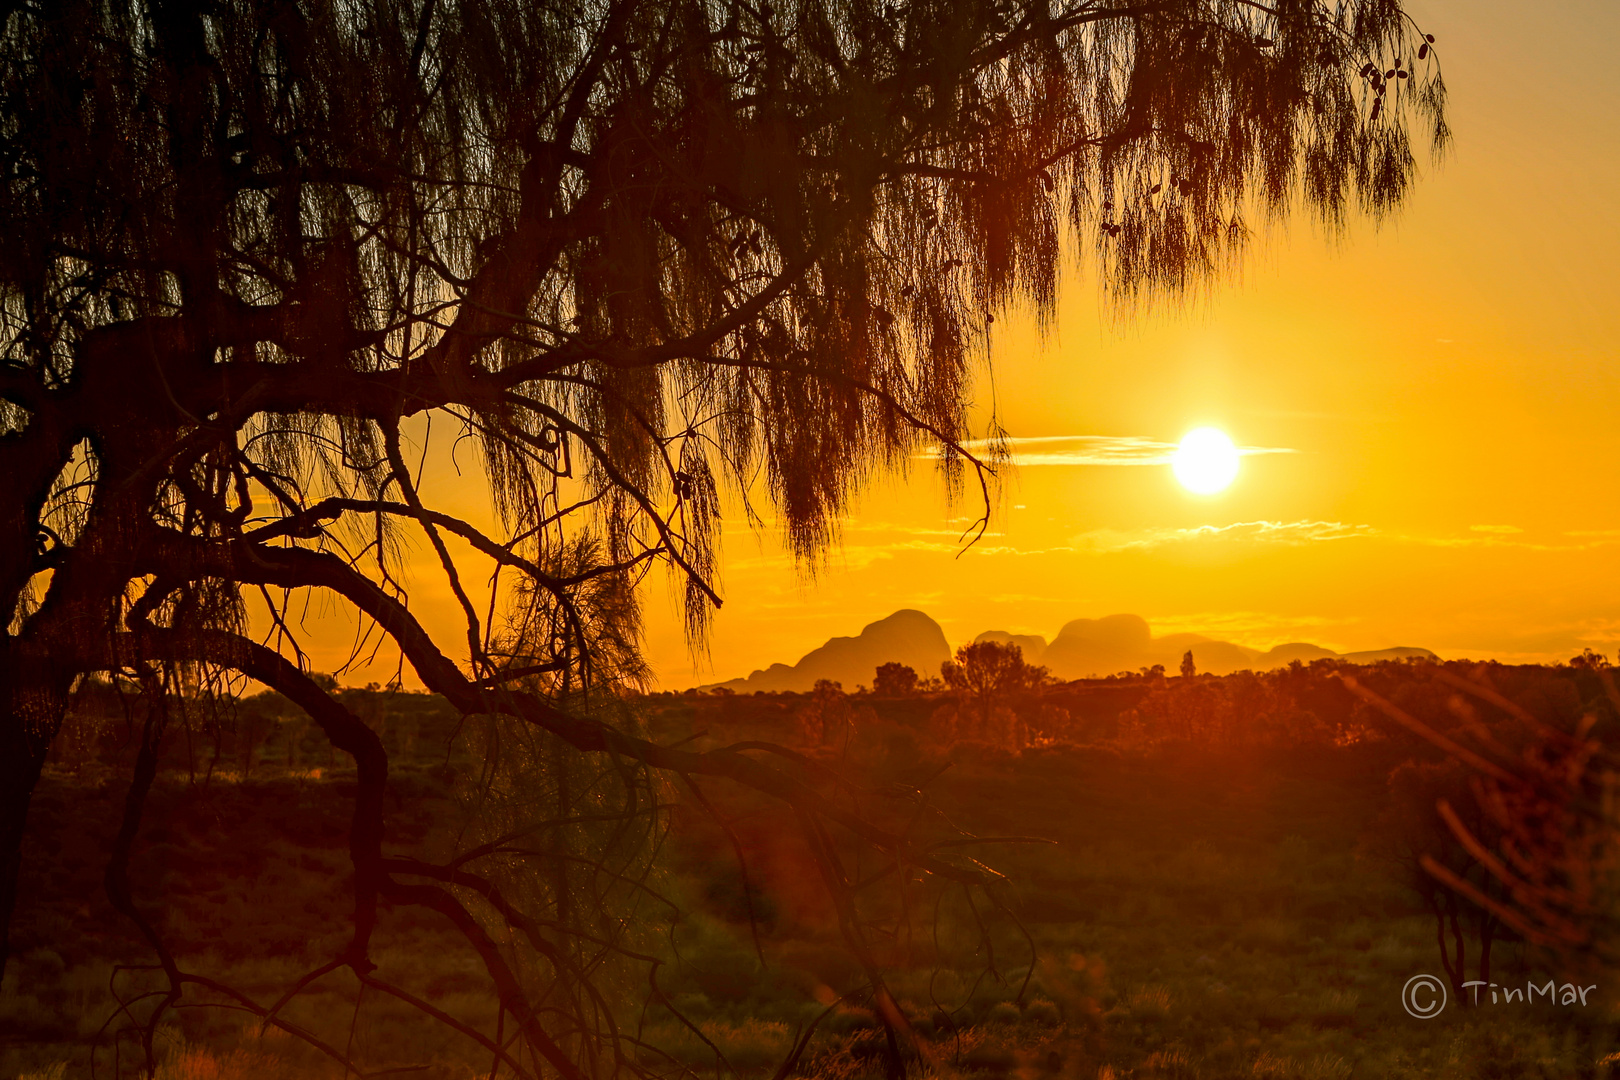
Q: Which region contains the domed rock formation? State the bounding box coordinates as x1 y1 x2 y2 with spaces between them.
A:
708 609 952 692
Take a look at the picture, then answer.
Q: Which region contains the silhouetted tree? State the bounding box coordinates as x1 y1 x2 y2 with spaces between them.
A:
874 662 920 697
1180 650 1197 679
796 677 856 748
1365 758 1511 1004
1344 664 1620 981
941 640 1047 746
0 0 1447 1072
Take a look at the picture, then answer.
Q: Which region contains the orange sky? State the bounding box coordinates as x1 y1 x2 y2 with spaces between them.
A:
273 0 1620 689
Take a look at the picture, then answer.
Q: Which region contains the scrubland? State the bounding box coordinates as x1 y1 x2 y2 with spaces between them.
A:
5 662 1617 1079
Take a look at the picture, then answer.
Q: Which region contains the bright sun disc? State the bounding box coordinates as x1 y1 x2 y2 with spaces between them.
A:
1172 428 1240 494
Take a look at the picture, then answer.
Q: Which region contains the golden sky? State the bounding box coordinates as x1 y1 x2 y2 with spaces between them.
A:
276 0 1620 689
643 0 1620 686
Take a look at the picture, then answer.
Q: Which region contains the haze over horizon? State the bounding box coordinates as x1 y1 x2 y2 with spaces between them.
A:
687 608 1437 694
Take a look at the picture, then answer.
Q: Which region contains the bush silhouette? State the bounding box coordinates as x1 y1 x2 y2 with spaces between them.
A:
873 663 920 698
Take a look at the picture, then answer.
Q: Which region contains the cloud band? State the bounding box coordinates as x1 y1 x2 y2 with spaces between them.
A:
918 434 1298 466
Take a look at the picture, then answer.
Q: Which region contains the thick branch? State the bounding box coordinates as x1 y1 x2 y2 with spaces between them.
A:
103 626 390 967
137 531 998 886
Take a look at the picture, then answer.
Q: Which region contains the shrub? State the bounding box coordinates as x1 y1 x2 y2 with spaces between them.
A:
1024 999 1061 1026
986 1001 1022 1025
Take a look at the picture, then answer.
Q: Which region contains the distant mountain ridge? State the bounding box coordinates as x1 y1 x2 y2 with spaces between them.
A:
706 609 951 693
703 610 1434 692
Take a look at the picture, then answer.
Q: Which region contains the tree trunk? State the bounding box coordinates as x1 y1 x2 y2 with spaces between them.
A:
0 729 48 981
1447 901 1467 1001
1432 892 1463 1000
0 657 70 981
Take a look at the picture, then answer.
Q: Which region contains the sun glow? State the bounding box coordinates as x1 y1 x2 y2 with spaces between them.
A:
1172 427 1240 495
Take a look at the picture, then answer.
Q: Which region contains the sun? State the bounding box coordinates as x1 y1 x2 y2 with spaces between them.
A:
1172 427 1240 494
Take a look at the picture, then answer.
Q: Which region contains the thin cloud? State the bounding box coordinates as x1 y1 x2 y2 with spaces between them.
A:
1407 532 1620 552
1149 609 1358 648
722 518 997 542
1157 610 1344 631
1470 524 1523 534
824 538 964 570
1073 519 1375 552
919 434 1298 466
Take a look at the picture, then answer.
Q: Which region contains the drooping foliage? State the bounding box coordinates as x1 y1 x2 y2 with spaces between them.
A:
0 0 1447 1074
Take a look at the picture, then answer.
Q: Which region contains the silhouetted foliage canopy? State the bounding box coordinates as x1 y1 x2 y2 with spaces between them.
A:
873 661 920 697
